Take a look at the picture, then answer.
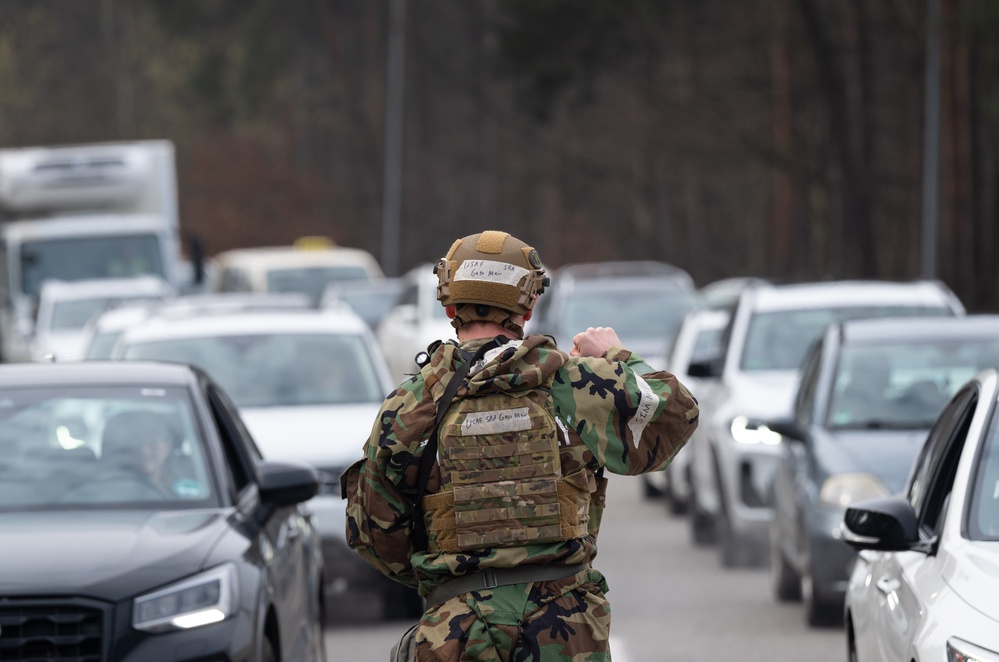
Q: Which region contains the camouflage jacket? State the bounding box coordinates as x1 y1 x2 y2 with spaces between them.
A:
341 334 699 597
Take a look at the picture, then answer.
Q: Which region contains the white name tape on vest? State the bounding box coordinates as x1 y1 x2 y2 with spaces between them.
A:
454 260 530 286
461 407 532 436
628 376 659 447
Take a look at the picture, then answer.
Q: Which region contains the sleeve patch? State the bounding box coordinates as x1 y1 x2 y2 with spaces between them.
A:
628 375 659 447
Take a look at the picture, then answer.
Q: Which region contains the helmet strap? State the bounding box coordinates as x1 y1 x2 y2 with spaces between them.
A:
451 304 525 338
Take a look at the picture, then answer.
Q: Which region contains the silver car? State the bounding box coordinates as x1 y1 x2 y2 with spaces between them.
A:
768 315 999 625
686 280 965 567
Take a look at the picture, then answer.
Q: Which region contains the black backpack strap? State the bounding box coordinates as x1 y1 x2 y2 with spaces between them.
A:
411 336 505 551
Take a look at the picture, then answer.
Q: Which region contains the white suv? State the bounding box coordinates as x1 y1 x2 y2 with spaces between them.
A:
686 280 965 567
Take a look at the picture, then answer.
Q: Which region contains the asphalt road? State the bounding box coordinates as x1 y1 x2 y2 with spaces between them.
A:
325 474 845 661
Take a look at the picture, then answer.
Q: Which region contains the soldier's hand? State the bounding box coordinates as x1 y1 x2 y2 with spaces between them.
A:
571 327 622 358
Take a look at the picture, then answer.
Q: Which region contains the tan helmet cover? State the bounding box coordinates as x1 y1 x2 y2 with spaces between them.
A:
436 231 547 317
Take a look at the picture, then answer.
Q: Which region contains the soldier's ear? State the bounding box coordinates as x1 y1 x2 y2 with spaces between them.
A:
523 309 533 321
445 305 456 319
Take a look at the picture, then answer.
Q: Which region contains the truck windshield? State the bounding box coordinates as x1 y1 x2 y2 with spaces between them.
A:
20 235 164 296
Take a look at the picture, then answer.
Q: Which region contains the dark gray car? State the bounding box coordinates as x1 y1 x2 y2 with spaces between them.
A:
767 315 999 626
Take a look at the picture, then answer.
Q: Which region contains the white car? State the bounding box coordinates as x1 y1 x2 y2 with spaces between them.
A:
376 263 454 385
209 239 384 304
30 276 174 362
686 280 965 567
526 260 700 369
649 308 729 509
842 368 999 661
112 304 422 621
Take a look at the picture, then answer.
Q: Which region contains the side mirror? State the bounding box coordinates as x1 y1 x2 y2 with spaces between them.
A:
257 461 321 507
841 496 925 552
687 359 720 379
765 418 804 442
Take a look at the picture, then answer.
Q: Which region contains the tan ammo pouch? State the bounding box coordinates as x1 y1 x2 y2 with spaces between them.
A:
587 470 609 541
421 479 589 554
389 622 418 662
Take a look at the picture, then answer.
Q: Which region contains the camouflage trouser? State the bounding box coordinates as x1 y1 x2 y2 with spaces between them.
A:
413 568 612 662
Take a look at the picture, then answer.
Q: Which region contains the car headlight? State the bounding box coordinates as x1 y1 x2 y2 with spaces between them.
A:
729 415 782 445
948 637 999 662
819 473 889 508
133 564 238 633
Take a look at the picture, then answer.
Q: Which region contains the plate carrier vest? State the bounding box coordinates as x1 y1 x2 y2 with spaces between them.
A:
420 378 591 554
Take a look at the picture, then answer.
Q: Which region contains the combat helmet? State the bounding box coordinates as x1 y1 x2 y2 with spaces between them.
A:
435 230 548 336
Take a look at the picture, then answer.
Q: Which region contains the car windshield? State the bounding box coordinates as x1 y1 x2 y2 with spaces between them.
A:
122 333 385 408
334 286 403 328
741 305 953 372
827 338 999 430
84 330 123 360
561 286 699 343
20 235 164 297
0 385 216 511
267 266 371 302
969 410 999 541
691 326 725 365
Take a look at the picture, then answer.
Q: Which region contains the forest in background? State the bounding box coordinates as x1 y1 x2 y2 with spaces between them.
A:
1 0 998 309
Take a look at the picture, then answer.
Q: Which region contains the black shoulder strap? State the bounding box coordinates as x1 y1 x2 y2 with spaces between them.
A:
411 336 504 550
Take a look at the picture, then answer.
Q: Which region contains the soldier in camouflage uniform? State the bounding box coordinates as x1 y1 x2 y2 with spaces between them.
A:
342 231 699 661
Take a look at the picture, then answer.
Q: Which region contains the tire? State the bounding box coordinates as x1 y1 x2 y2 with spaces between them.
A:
642 475 663 499
688 482 717 545
718 507 744 568
769 520 801 602
664 473 688 516
800 542 842 627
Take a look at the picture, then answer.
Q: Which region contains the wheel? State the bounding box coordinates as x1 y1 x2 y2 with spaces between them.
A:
663 472 688 516
800 542 841 626
688 482 717 545
769 520 801 601
718 507 743 567
642 475 663 499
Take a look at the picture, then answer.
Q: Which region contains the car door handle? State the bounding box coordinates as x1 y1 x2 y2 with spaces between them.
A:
876 577 900 595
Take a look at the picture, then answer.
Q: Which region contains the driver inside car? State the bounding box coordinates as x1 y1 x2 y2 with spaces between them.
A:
101 410 192 497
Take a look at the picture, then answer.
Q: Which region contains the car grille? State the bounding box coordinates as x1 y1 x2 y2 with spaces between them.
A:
0 599 106 662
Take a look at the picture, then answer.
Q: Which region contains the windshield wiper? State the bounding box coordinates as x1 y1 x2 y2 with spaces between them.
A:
833 420 934 431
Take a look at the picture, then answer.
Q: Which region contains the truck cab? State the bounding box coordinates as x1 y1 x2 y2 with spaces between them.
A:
0 141 186 361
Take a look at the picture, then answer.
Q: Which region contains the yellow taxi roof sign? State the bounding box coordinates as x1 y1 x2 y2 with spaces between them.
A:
293 236 335 250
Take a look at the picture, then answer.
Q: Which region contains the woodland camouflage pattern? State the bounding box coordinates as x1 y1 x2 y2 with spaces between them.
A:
342 334 699 661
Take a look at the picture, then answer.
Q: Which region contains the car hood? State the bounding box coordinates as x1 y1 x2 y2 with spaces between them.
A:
33 331 87 362
944 542 999 620
721 371 799 420
240 403 378 467
812 428 928 493
0 509 233 601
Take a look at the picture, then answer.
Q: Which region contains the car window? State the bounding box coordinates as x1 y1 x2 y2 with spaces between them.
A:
740 305 954 372
0 385 217 510
206 384 259 493
794 342 823 428
906 387 977 535
826 337 999 430
266 266 371 303
689 325 724 368
122 332 386 408
968 406 999 541
559 286 697 343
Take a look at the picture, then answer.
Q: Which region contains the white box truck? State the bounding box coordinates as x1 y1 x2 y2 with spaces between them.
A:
0 140 194 361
